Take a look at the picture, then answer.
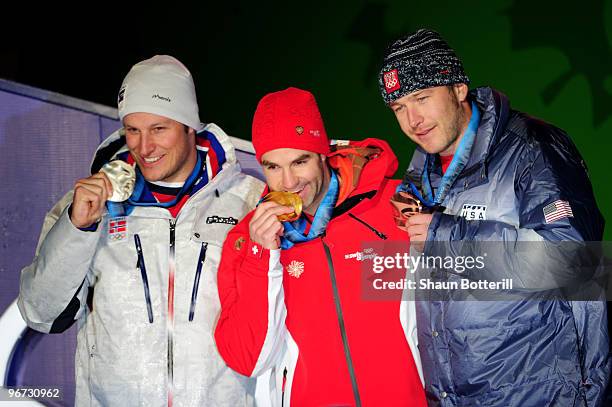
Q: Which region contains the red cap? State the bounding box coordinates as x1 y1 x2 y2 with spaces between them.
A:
252 87 330 162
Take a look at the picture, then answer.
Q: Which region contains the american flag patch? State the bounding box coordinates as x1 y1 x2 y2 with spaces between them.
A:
107 216 128 242
543 200 574 223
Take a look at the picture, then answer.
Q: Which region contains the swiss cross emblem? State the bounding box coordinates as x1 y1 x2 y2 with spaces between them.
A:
287 260 305 278
248 241 263 258
383 69 401 93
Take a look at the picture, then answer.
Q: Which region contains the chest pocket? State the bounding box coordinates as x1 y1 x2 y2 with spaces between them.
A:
188 204 243 322
443 180 518 227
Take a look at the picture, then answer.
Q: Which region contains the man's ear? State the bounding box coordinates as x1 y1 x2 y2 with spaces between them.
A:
453 83 469 103
187 126 197 141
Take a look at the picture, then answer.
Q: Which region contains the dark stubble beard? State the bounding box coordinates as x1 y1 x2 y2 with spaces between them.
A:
441 89 468 154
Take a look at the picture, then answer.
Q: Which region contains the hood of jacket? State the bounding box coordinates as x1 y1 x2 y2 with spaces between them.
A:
328 137 398 203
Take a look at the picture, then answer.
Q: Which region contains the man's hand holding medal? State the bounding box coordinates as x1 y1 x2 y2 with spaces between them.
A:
249 192 302 250
390 190 434 253
70 160 135 229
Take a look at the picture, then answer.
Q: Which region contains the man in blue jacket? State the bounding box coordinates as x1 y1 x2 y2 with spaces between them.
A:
378 28 610 406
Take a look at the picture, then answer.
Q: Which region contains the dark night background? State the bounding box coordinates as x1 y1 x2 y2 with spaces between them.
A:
2 1 612 236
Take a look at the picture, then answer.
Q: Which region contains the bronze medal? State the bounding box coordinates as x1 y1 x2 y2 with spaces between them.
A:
390 191 425 230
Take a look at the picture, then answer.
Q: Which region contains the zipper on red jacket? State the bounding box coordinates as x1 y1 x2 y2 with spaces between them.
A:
347 213 387 239
281 367 287 407
134 234 154 323
189 242 208 321
167 219 176 407
322 238 362 407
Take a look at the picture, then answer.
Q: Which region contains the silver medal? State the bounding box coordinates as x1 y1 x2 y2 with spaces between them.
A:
100 160 136 202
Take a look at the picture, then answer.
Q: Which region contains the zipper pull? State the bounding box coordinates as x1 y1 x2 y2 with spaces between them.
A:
189 242 208 321
281 367 288 407
134 234 154 323
348 213 387 240
169 219 176 248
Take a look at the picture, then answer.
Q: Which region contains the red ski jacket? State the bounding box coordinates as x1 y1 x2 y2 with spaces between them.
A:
215 138 426 406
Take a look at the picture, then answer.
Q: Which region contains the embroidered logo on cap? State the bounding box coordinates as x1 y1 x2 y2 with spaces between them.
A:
117 86 126 109
152 94 171 103
383 69 401 93
296 126 304 135
287 260 304 278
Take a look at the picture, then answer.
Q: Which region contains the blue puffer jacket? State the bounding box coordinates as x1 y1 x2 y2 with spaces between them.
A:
406 87 610 406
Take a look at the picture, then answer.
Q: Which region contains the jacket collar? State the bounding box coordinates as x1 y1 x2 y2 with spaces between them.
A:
464 87 510 171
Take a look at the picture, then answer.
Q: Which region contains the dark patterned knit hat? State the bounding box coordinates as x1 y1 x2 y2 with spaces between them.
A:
378 29 469 104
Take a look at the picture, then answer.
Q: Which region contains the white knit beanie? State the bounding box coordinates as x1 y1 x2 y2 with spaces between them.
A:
117 55 203 131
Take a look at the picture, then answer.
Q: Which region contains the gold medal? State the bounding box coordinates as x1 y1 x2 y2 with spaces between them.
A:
100 160 136 202
263 191 303 222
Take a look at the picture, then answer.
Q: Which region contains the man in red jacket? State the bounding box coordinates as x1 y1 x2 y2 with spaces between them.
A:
215 87 426 406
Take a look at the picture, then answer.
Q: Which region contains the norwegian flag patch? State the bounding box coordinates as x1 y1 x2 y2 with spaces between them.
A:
383 69 401 94
543 200 574 223
107 216 128 242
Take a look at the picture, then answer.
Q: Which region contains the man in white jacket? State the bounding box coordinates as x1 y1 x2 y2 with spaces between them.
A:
18 55 264 406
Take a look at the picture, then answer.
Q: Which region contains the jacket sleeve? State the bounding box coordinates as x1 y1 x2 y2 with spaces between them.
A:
18 190 98 333
214 218 287 377
426 135 605 290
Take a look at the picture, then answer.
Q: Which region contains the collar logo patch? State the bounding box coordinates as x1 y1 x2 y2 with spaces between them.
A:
287 260 305 278
383 69 401 93
461 204 487 220
107 216 128 242
252 245 259 255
